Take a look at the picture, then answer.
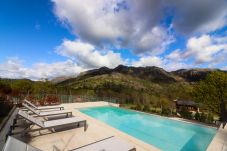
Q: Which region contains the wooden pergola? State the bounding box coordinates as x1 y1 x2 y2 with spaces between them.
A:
174 99 199 112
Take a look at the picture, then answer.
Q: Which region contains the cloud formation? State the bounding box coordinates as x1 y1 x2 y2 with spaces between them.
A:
167 35 227 65
52 0 174 55
52 0 227 54
0 58 84 80
171 0 227 34
56 39 126 68
132 56 163 67
131 55 191 71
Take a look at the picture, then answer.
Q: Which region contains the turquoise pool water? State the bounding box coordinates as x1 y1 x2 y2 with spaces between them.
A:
79 106 217 151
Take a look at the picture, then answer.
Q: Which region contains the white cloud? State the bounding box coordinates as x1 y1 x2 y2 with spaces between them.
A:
222 66 227 71
132 56 163 67
164 60 191 71
56 39 126 68
52 0 174 55
0 58 84 80
52 0 227 55
132 55 192 71
166 35 227 65
166 49 182 62
131 33 227 70
132 26 174 55
0 58 26 78
185 35 227 64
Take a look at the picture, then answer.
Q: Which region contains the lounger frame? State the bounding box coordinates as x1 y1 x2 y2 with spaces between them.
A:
24 99 64 110
11 110 87 135
22 103 72 118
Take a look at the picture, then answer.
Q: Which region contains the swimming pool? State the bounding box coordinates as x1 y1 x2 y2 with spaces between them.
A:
79 106 216 151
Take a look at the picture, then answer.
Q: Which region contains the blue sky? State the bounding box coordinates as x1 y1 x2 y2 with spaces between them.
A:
0 0 226 80
0 0 74 65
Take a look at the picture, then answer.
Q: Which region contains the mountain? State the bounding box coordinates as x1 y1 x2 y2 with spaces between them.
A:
57 65 220 86
51 76 76 84
172 68 221 82
75 65 178 83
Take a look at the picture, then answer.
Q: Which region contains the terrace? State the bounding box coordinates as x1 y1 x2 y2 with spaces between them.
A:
0 100 226 151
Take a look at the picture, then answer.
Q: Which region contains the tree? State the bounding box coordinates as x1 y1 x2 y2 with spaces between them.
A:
0 81 11 95
33 81 55 97
11 80 33 96
193 71 227 115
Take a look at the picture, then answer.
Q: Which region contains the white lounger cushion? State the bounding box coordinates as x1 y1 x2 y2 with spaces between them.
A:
3 136 41 151
18 110 44 127
18 110 85 129
39 110 71 116
36 105 63 110
22 103 40 114
73 136 136 151
44 117 85 128
22 103 71 116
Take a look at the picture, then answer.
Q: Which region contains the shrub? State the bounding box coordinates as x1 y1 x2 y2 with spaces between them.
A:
179 107 192 119
135 103 143 111
155 108 162 114
150 107 156 113
130 106 135 110
45 95 60 105
200 112 206 122
207 113 214 124
162 108 171 116
0 82 11 95
38 99 45 106
194 111 200 120
143 104 150 112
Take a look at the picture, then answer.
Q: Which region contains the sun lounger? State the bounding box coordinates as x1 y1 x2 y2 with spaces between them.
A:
14 110 87 134
2 136 41 151
3 136 135 151
72 136 136 151
24 99 64 110
22 103 72 117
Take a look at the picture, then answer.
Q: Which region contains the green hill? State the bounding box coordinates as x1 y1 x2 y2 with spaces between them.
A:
56 65 207 105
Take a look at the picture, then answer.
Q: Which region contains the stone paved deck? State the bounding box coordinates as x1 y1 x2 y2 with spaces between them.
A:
14 102 160 151
207 124 227 151
11 101 226 151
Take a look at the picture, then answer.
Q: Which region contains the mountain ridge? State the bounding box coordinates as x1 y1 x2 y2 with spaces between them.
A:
55 65 223 85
